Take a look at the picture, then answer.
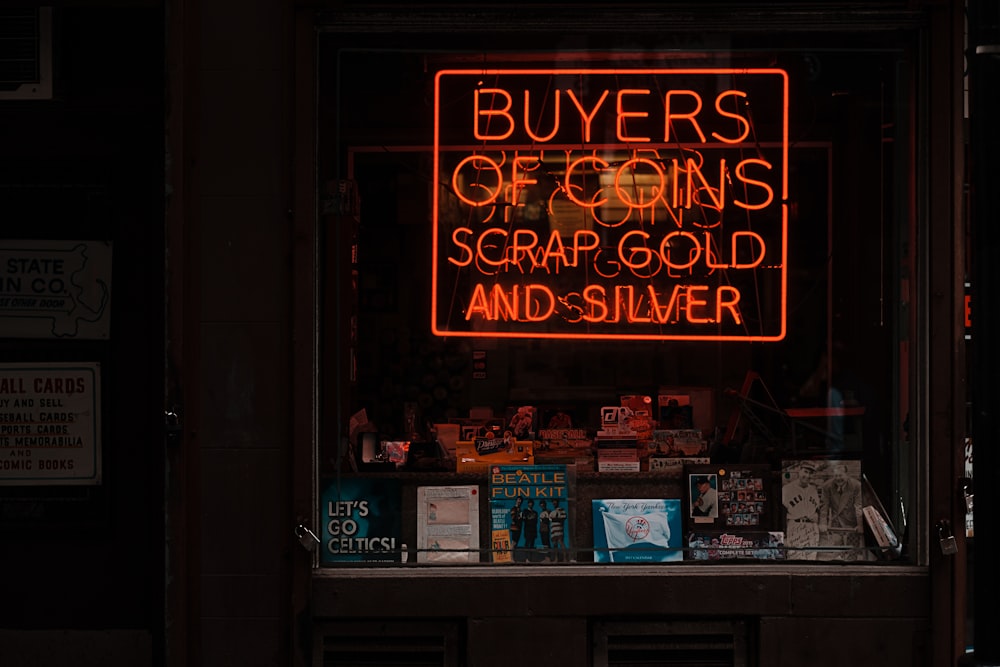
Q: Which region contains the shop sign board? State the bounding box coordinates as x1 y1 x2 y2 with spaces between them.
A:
320 477 402 564
0 240 113 339
432 68 788 341
0 362 102 485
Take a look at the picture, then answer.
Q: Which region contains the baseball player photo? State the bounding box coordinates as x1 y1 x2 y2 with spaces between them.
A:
781 461 822 560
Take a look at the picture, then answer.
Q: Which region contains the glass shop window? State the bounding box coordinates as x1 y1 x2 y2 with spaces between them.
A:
317 32 916 567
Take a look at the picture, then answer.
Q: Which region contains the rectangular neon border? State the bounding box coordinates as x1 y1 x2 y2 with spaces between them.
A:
432 68 789 342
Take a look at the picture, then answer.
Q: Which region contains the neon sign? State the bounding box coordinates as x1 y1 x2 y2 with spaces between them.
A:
432 68 789 341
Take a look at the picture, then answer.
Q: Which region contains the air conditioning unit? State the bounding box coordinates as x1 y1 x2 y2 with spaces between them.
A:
0 7 53 100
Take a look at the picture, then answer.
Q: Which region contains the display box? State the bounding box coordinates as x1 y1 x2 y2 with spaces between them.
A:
455 438 534 474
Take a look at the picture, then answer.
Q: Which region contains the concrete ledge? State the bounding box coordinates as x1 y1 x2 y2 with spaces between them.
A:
312 564 929 619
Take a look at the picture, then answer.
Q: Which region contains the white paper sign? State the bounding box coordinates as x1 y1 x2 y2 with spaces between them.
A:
0 362 102 485
0 240 113 339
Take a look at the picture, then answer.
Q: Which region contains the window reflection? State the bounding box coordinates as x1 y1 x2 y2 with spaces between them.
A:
320 43 911 563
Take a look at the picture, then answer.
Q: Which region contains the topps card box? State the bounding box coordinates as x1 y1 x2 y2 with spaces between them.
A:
686 530 786 560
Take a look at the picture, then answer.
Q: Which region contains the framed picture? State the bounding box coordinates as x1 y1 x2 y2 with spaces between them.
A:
686 463 778 532
780 459 865 561
688 472 720 521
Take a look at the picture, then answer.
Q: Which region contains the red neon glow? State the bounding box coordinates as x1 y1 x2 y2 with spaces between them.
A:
712 90 751 143
432 68 789 342
474 89 515 141
452 151 772 213
523 91 560 142
446 227 765 278
665 90 706 143
565 89 610 142
465 283 745 327
617 89 653 142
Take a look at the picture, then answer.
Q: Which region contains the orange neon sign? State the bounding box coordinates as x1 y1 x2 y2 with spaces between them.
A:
432 68 789 341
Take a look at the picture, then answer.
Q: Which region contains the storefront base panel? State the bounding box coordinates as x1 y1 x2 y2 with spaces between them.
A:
468 618 589 667
760 617 930 667
0 630 152 667
312 566 930 666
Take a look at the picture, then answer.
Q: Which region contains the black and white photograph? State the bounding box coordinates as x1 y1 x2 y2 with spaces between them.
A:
816 460 865 561
781 459 865 561
781 460 823 560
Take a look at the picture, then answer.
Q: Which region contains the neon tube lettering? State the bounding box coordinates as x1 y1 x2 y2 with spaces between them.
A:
665 90 707 143
732 159 774 209
470 86 754 146
524 90 560 142
712 90 751 143
474 88 515 140
461 282 745 326
617 89 652 142
435 70 786 340
565 89 610 143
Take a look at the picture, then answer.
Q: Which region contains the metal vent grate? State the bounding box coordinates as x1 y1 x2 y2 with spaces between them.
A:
316 620 461 667
594 620 749 667
0 7 52 99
